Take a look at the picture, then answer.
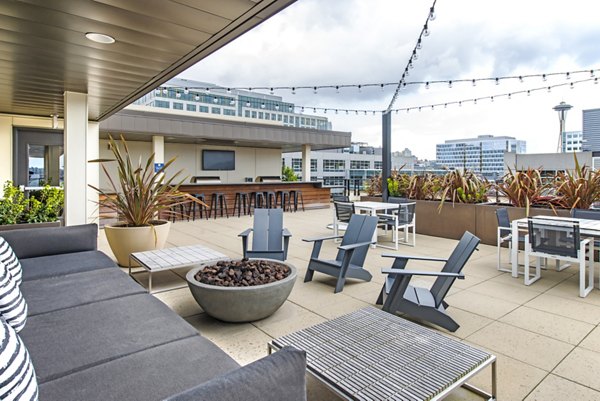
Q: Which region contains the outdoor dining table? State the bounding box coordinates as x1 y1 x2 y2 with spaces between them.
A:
510 215 600 278
354 201 416 249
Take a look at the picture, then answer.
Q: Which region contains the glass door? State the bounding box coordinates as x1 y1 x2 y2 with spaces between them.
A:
13 129 63 188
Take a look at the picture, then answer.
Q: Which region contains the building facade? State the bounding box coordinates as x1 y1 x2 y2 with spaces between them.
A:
436 135 526 180
135 78 331 131
562 131 583 153
582 108 600 152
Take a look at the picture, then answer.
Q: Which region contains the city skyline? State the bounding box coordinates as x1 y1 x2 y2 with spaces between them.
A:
178 0 600 160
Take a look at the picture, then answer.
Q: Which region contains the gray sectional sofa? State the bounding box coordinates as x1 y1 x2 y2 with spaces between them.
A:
1 224 306 401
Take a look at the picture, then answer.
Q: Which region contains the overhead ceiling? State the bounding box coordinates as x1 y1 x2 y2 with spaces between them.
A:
0 0 295 121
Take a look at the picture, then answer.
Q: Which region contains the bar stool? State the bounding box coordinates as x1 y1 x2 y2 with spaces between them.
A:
265 191 277 208
189 193 208 220
276 190 291 211
250 192 266 211
290 189 305 212
233 192 250 217
169 203 188 222
209 192 229 219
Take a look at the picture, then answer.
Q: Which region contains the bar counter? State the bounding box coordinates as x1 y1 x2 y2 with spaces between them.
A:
178 181 331 216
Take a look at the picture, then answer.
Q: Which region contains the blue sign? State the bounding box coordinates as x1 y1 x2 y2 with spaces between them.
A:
154 163 164 173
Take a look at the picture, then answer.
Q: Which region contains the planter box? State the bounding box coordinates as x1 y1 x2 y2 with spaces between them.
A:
415 200 572 245
0 221 61 232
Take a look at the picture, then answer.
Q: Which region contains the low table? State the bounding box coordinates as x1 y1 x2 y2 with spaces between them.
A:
129 245 228 293
269 307 496 401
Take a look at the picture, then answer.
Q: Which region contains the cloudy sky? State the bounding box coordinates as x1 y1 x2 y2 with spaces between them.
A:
180 0 600 159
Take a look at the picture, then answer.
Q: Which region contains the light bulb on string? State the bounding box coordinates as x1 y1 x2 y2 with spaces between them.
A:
335 86 340 94
184 87 189 95
162 88 168 95
155 88 161 95
448 80 453 88
206 88 210 93
591 70 595 77
407 108 410 113
301 107 304 113
570 82 575 89
355 110 358 115
527 90 531 96
364 110 367 115
270 88 274 95
230 100 235 106
416 39 422 50
274 104 279 110
313 108 316 113
474 99 477 105
213 97 219 103
195 94 200 101
313 87 318 94
519 76 523 83
429 7 436 20
288 105 293 111
324 109 327 114
444 103 447 108
176 91 181 98
425 82 430 89
358 85 362 93
542 74 547 81
491 96 494 102
412 50 418 61
245 101 251 107
495 78 500 85
418 107 422 112
372 111 376 116
423 24 430 36
345 110 349 115
508 93 511 99
408 60 414 69
459 101 462 107
291 87 296 95
566 72 571 80
547 86 551 93
595 78 599 84
260 102 265 108
472 79 476 87
227 88 232 94
380 84 384 91
335 109 338 114
431 105 435 110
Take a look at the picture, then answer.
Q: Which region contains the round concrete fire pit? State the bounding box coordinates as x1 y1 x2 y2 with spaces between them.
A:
186 259 297 323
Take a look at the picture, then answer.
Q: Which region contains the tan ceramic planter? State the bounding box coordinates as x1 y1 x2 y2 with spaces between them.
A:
104 220 171 266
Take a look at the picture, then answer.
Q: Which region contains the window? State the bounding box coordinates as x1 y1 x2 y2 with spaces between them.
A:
323 177 344 186
284 116 288 123
323 160 345 172
291 158 302 172
278 114 282 121
374 161 383 169
251 111 257 118
351 160 371 169
223 109 236 116
154 100 170 108
199 106 209 113
212 107 221 114
173 102 183 110
245 110 250 117
186 104 196 112
259 112 263 119
311 159 317 172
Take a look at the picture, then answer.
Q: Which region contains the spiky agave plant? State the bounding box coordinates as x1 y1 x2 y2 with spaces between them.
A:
89 135 198 227
438 169 491 211
554 154 600 210
496 166 555 215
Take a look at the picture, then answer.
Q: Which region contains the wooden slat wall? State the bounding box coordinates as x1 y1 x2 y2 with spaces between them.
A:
177 182 330 219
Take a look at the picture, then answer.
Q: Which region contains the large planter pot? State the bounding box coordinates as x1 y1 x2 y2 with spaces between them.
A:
415 200 479 241
186 259 297 323
0 221 61 232
104 220 171 266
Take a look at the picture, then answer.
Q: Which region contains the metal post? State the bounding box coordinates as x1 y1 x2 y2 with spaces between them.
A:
382 112 392 201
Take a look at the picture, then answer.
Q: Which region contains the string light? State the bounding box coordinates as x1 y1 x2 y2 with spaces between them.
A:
425 82 430 89
184 87 189 94
175 91 181 98
429 6 436 20
195 94 200 101
448 80 453 88
472 79 476 87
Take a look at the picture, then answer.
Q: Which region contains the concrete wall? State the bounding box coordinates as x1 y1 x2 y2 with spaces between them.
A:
99 139 281 188
504 151 593 173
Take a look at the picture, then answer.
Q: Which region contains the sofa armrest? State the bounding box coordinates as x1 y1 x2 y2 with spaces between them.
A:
0 224 98 259
165 347 307 401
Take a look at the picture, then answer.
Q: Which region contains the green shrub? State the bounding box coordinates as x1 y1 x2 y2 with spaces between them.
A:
0 181 64 225
281 166 298 182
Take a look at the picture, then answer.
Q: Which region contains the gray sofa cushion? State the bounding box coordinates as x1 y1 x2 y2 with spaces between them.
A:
22 268 145 316
0 224 98 259
20 250 116 281
39 336 240 401
20 293 198 383
166 347 307 401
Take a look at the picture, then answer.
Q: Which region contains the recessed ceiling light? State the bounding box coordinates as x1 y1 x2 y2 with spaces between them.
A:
85 32 115 44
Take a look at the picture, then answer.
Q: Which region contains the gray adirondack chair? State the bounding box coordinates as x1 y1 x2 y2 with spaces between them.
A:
376 231 480 332
304 214 378 293
239 208 291 261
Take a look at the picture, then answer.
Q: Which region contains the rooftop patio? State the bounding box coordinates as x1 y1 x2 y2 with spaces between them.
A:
98 207 600 401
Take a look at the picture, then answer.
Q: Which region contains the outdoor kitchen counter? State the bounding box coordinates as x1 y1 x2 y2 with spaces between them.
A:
178 182 331 216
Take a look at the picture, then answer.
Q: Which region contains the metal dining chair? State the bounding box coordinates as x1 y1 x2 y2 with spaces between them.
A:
496 207 525 272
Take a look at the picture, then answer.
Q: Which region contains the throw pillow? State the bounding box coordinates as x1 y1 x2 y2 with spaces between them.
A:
0 237 22 285
0 261 27 333
0 317 38 401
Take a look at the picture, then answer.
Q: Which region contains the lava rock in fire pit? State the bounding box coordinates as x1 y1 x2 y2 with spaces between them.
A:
195 258 291 287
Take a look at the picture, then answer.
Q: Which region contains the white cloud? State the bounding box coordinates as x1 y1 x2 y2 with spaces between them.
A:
181 0 600 159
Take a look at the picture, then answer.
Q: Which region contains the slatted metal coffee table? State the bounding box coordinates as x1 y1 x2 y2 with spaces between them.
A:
269 307 496 400
129 245 228 293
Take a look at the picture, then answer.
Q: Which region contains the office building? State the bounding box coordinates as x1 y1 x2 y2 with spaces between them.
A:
135 78 331 131
582 108 600 151
436 135 526 180
562 131 583 152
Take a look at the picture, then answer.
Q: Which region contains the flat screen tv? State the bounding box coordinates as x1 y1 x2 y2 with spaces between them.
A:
202 150 235 171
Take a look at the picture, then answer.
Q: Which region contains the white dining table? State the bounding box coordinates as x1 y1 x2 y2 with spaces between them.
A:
354 201 415 249
510 215 600 278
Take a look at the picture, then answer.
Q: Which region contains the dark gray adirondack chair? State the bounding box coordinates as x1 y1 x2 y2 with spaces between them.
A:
239 208 291 261
376 231 480 332
304 214 378 293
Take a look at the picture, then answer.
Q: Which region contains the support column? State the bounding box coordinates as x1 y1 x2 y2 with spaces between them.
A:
302 144 311 182
152 135 165 166
64 91 91 226
382 112 392 201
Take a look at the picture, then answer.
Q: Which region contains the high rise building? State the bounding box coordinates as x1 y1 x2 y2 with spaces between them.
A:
436 135 526 180
582 108 600 151
562 131 583 152
135 78 331 131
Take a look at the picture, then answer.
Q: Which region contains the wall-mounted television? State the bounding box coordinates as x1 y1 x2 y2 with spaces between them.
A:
202 150 235 171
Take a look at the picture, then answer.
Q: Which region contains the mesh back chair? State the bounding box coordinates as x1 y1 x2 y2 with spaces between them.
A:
304 214 378 293
496 207 525 273
376 231 480 332
377 199 416 249
572 208 600 248
239 208 291 261
525 217 594 297
332 194 350 203
333 201 355 238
